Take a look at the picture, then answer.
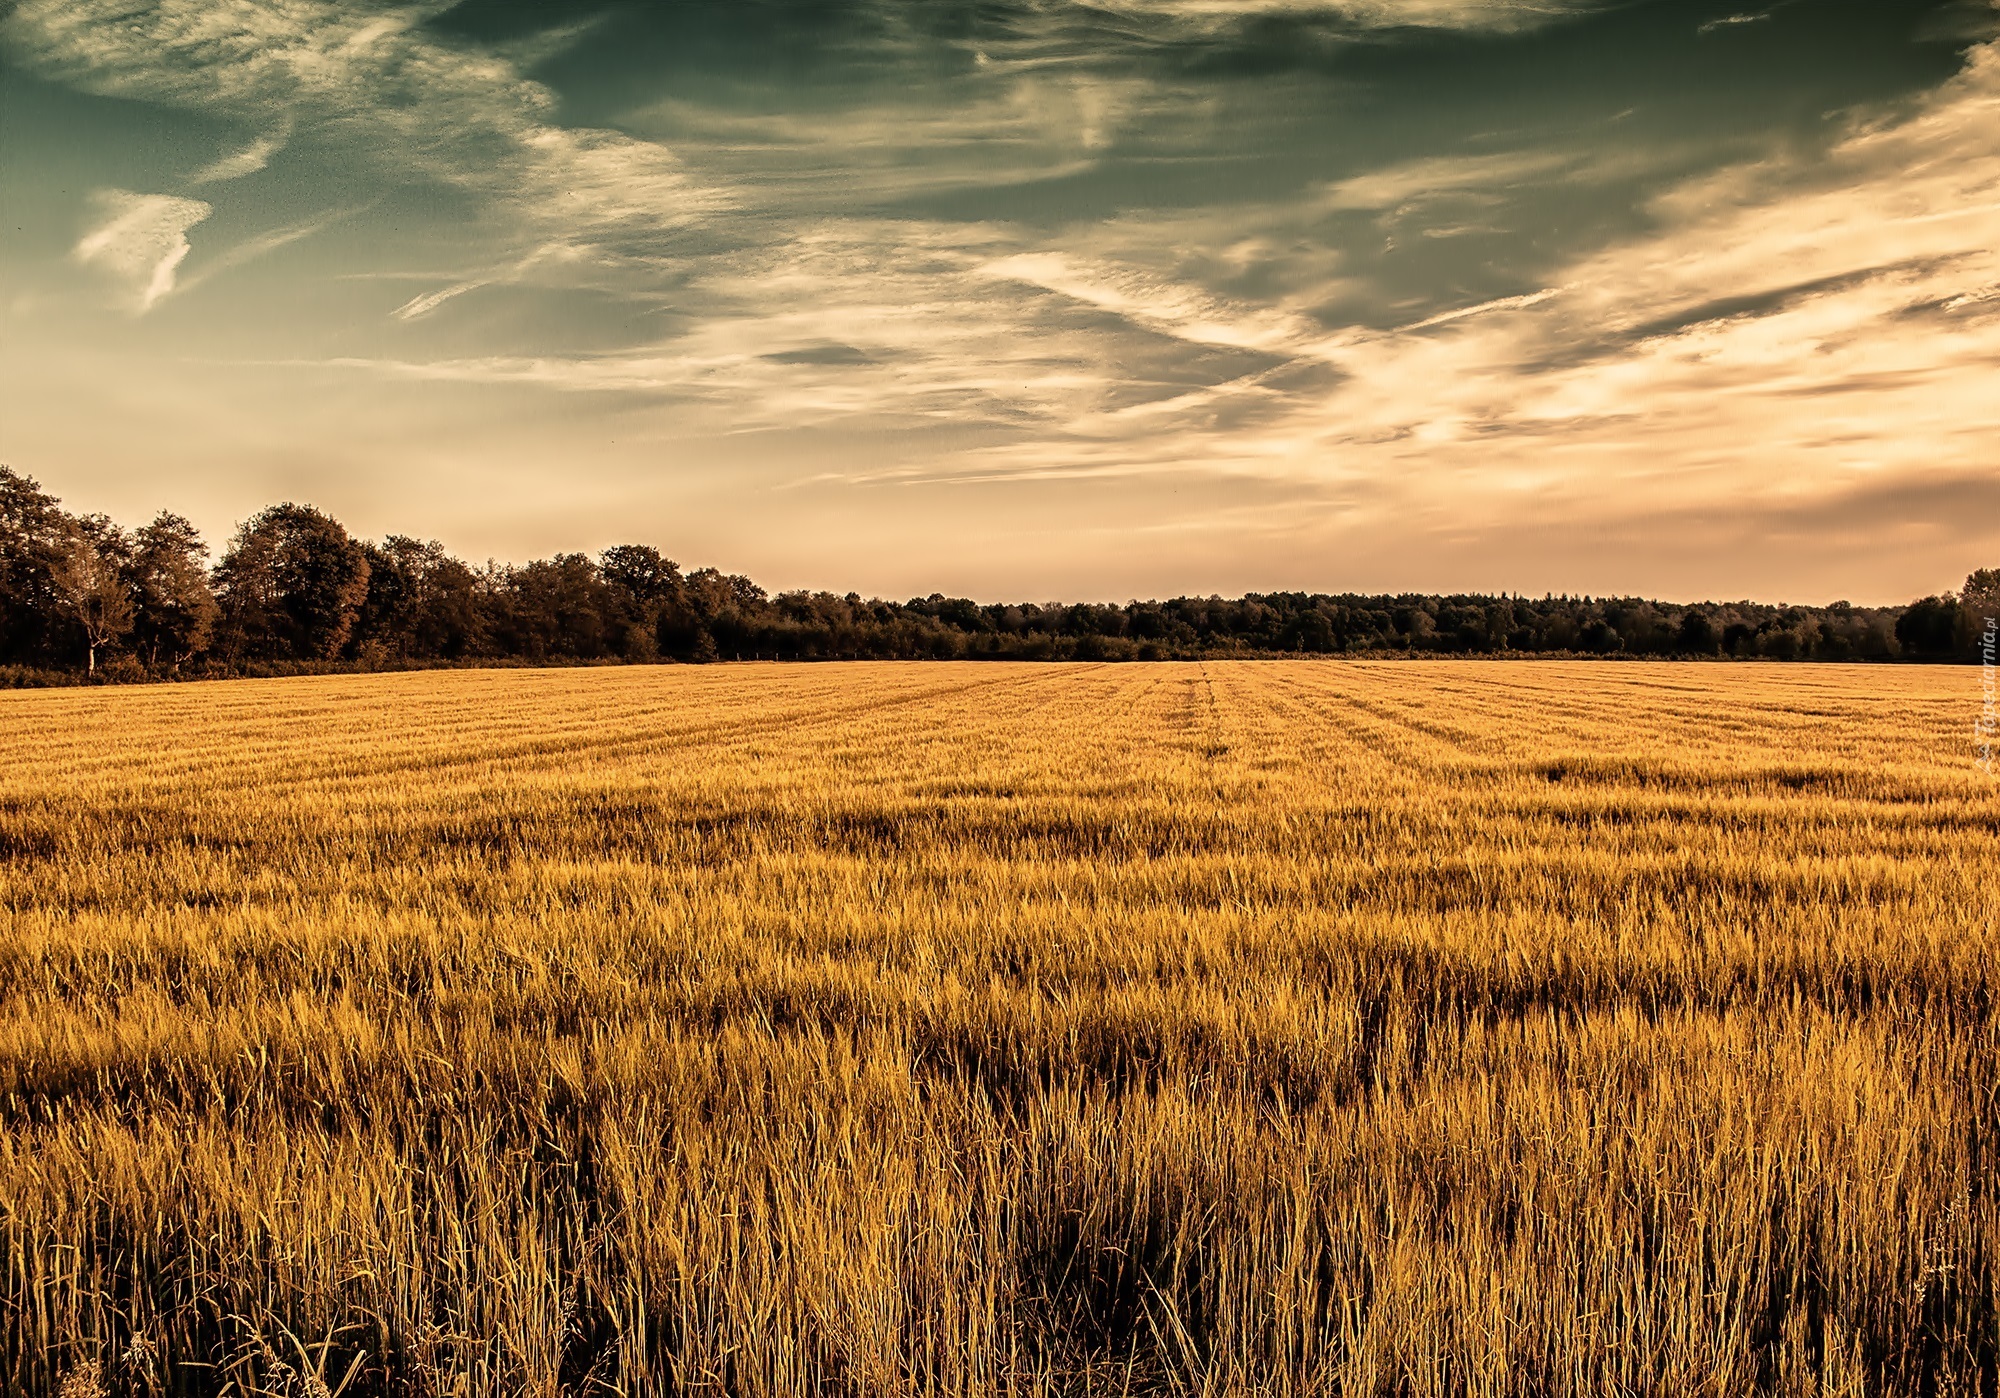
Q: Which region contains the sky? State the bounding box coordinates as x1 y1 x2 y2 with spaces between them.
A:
2 0 1997 605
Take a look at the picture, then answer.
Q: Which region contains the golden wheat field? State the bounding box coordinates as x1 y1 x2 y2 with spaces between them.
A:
2 661 1995 1397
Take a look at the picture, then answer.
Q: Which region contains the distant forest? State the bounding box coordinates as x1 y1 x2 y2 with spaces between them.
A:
2 467 1992 682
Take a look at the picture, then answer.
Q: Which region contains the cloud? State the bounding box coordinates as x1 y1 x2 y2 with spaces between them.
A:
392 282 485 320
282 21 2000 526
1402 286 1567 330
630 70 1151 204
25 0 1995 598
1320 151 1576 210
190 129 288 183
762 345 878 366
0 0 1605 336
2 1 724 250
1086 0 1608 34
72 190 212 312
1221 36 2000 516
980 252 1315 350
1696 11 1773 36
710 31 2000 526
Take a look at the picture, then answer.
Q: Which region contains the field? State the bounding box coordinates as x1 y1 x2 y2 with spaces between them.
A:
2 661 1995 1397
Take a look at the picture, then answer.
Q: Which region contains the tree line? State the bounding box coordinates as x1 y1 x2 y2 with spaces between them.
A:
2 467 1992 682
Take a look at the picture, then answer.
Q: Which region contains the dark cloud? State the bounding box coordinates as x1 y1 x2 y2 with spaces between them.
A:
762 342 878 364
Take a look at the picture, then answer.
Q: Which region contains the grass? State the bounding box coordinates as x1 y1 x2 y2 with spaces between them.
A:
1 660 1994 1396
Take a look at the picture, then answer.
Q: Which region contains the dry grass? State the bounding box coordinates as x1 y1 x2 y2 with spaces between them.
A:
1 661 1994 1396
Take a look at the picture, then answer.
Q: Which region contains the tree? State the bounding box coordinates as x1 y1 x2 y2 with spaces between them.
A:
1579 618 1622 654
1895 594 1967 661
353 536 481 661
1951 568 2000 664
1293 609 1335 653
488 553 616 660
129 512 219 670
1675 609 1720 655
661 567 761 662
600 544 681 606
213 504 372 661
1759 627 1801 661
1963 570 2000 625
51 515 135 675
0 466 75 665
601 545 682 661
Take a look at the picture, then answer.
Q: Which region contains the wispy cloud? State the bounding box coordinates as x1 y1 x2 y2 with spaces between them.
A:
72 190 212 312
654 32 2000 525
631 71 1151 203
3 1 726 248
1320 151 1576 210
274 23 2000 521
1402 286 1567 330
1697 11 1774 36
980 252 1315 350
10 0 1994 600
1184 35 2000 520
1083 0 1611 35
190 129 289 184
392 282 486 321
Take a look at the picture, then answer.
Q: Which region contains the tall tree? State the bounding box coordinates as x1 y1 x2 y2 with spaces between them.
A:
1894 594 1967 661
1963 569 2000 625
488 553 616 660
600 545 681 606
1675 609 1721 655
0 466 75 665
600 544 682 660
51 515 135 675
353 536 482 661
213 504 372 662
129 512 219 670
